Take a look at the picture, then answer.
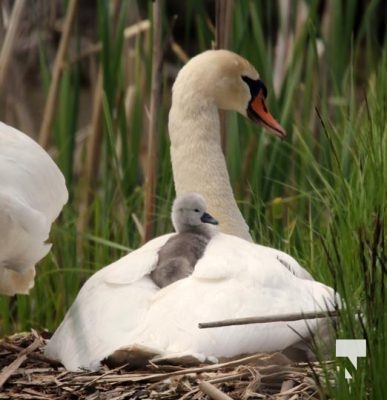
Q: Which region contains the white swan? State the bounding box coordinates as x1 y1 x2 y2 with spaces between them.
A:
170 50 285 242
0 122 68 296
45 50 336 371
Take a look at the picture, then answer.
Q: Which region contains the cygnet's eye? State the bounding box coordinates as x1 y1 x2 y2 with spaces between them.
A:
194 209 200 213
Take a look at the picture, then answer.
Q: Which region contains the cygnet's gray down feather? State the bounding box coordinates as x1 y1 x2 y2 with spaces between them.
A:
151 232 210 288
151 192 218 288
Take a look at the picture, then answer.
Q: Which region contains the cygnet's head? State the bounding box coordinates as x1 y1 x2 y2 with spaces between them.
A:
171 49 285 138
171 192 218 235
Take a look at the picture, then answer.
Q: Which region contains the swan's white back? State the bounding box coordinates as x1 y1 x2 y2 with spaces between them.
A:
45 232 336 371
0 122 68 295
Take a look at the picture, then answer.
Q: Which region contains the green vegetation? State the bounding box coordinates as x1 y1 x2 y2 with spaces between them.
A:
0 1 385 398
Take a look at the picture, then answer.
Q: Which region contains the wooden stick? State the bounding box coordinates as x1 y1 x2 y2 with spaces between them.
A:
280 379 295 400
38 0 78 148
143 0 163 243
199 310 339 329
0 0 26 91
199 381 233 400
0 338 41 389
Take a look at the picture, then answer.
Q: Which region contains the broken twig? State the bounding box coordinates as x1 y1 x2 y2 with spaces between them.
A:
199 310 339 329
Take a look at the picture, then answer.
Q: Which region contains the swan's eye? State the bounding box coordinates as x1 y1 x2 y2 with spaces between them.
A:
241 76 268 99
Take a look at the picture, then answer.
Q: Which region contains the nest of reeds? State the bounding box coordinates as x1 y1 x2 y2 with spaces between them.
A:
0 330 335 400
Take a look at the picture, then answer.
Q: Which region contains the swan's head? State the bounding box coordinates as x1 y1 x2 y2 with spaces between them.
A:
172 49 285 138
171 192 218 234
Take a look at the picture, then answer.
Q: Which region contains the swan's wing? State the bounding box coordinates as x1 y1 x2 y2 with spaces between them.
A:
193 233 313 281
134 234 336 359
0 191 48 238
129 275 335 362
269 249 313 280
0 264 37 295
192 234 251 280
102 234 175 284
0 123 68 295
126 236 322 362
0 192 51 295
45 234 173 371
0 122 68 222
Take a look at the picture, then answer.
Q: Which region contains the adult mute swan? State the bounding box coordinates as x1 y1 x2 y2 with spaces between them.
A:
45 50 336 371
0 122 68 296
170 50 285 242
151 192 218 288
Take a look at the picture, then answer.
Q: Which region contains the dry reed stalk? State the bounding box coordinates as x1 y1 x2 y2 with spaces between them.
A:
207 372 251 384
199 380 234 400
0 341 61 367
273 0 292 97
143 0 163 243
5 61 36 134
199 309 339 329
1 331 331 399
0 338 40 389
215 0 233 154
171 40 189 63
124 19 151 39
96 353 284 385
239 135 257 197
273 1 309 97
280 379 295 400
77 67 103 237
38 0 78 149
77 16 150 238
215 0 233 51
67 20 151 65
0 0 26 92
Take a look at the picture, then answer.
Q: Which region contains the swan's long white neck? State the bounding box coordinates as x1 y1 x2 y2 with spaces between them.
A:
169 93 252 242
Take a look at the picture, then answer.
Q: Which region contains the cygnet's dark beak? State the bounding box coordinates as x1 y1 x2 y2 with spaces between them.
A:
200 212 218 225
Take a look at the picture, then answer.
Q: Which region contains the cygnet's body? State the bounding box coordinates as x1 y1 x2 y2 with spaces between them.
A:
151 193 218 288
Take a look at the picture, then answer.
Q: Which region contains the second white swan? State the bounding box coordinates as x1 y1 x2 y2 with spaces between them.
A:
0 122 68 296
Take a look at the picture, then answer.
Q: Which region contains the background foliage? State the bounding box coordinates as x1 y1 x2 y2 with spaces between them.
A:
0 1 385 398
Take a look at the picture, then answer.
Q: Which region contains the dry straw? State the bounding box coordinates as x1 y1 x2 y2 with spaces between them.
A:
0 331 332 399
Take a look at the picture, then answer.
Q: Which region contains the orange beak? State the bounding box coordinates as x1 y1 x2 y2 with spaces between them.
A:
248 90 286 139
